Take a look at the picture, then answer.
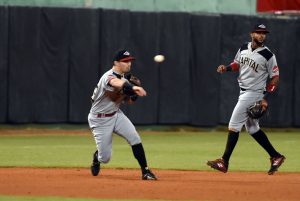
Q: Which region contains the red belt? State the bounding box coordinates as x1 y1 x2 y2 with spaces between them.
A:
97 111 117 118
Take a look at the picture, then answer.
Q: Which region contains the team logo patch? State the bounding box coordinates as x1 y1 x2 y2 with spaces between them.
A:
272 66 279 73
258 24 266 29
123 51 130 56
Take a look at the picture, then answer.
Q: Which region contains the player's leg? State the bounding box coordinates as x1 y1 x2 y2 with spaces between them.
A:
207 99 249 172
245 119 285 174
90 125 113 175
88 114 115 176
92 125 114 163
245 118 279 157
114 110 157 180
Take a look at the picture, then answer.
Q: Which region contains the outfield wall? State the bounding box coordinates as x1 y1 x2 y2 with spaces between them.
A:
0 6 299 127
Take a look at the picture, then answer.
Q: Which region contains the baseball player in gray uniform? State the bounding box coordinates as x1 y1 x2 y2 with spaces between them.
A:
207 24 285 175
88 49 157 180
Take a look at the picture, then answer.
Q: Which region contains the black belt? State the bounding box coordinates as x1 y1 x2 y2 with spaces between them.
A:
97 111 117 118
240 88 266 94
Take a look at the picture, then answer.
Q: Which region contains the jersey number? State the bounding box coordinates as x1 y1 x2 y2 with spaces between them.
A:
91 86 99 102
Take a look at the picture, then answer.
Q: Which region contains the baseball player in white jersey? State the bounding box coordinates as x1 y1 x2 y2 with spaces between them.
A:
207 24 285 175
88 49 157 180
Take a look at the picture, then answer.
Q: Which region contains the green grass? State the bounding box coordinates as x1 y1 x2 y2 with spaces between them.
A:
0 195 159 201
0 130 299 172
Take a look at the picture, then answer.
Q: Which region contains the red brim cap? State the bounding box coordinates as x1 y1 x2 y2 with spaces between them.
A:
254 29 269 33
119 56 135 62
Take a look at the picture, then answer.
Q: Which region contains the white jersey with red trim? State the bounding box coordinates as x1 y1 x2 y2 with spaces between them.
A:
234 42 279 92
90 69 126 114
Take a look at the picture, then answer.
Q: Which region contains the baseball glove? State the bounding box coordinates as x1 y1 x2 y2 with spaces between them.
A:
124 74 141 102
247 100 268 119
125 74 141 86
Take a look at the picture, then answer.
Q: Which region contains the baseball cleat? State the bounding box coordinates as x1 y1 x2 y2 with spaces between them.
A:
142 169 157 180
268 155 286 175
207 158 228 173
90 150 100 176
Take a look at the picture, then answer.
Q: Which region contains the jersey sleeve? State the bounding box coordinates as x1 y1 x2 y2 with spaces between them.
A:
103 74 115 91
267 55 279 78
233 49 241 64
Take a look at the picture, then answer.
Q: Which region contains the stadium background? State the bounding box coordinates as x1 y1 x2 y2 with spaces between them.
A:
0 1 299 201
0 0 299 127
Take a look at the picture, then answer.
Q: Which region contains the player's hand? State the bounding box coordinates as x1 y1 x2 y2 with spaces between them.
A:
133 86 147 97
217 65 226 74
261 98 268 111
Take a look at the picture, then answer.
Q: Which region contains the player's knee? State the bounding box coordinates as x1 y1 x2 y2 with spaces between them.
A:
229 127 239 132
246 126 260 135
128 135 142 146
228 124 242 133
99 151 112 163
101 156 111 163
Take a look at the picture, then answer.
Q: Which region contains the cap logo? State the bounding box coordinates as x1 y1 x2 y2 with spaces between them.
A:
258 24 266 29
123 51 130 56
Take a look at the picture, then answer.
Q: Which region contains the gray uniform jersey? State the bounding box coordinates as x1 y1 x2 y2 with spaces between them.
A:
90 69 124 114
88 69 141 163
229 42 279 134
234 42 279 91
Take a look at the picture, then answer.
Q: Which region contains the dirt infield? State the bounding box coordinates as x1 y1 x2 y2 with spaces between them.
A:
0 168 299 201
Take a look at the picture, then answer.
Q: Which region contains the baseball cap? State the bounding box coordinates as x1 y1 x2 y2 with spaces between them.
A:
252 24 270 33
113 49 135 62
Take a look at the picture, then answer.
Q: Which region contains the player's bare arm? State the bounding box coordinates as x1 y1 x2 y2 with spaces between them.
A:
217 62 239 74
132 86 146 96
267 76 279 92
109 77 125 88
263 76 279 107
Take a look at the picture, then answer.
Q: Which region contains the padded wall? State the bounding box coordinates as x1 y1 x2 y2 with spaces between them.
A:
1 6 300 127
8 7 70 122
189 14 221 126
68 9 100 122
0 7 8 122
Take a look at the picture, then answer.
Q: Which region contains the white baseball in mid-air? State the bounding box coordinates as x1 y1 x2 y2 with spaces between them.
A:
154 55 165 63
